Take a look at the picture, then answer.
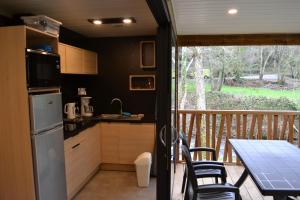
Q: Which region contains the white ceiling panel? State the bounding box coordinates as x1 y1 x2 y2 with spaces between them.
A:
171 0 300 35
0 0 157 37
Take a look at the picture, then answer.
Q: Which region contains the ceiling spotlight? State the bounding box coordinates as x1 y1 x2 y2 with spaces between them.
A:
228 8 238 15
88 18 136 25
123 18 132 24
92 20 102 25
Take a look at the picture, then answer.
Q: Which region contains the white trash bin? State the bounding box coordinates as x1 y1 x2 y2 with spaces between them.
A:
134 152 152 187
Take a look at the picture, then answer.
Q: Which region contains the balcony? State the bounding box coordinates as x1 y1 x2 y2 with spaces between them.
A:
173 109 300 199
176 109 300 164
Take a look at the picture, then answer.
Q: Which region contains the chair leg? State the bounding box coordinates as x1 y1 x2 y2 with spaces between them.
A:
184 181 189 200
215 177 218 184
181 168 187 193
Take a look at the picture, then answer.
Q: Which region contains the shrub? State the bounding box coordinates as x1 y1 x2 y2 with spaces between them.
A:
206 92 298 111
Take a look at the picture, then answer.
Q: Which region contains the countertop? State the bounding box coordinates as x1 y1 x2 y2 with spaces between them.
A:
63 114 156 140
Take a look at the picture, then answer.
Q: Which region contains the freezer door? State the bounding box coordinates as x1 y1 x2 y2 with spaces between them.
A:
29 93 63 133
32 126 67 200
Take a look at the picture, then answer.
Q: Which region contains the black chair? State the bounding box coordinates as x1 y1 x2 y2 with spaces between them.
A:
182 145 240 200
180 132 225 193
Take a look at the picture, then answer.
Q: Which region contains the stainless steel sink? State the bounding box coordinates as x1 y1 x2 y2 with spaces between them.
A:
98 114 142 121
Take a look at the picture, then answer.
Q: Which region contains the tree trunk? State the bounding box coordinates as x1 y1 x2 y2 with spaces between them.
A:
216 70 224 91
259 48 264 80
179 57 193 109
192 47 206 110
259 47 273 81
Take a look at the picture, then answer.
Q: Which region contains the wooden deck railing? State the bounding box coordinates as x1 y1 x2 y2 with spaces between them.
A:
177 110 300 164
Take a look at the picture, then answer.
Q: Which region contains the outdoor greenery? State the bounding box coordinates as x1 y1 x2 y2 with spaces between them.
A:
178 46 300 111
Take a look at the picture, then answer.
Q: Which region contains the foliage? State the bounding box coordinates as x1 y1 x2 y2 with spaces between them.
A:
178 45 300 111
206 92 298 111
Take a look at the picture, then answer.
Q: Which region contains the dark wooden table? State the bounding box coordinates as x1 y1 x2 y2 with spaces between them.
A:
229 139 300 200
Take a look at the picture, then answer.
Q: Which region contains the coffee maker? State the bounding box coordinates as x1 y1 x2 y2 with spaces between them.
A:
80 96 93 117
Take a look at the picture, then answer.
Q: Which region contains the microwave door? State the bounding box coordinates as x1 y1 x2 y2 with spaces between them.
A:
26 50 61 89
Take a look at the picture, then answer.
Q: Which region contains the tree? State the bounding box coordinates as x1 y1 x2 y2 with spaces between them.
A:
259 47 274 80
207 47 226 91
178 47 193 109
273 46 289 84
191 47 206 110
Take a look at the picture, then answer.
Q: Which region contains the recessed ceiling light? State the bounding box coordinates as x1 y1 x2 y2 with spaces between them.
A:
228 8 238 15
123 18 132 24
88 18 136 25
92 20 102 25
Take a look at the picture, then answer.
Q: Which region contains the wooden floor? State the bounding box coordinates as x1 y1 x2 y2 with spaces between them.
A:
74 164 298 200
173 164 300 200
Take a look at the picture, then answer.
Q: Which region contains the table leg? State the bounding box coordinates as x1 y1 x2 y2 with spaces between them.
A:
234 168 249 187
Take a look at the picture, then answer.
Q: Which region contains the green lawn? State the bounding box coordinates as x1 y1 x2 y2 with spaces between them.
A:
184 79 300 103
211 85 300 101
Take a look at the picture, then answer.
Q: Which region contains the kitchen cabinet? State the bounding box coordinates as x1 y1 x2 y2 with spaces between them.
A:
64 124 101 199
100 123 156 165
83 49 98 74
0 25 59 200
58 43 98 75
58 44 66 73
65 44 83 74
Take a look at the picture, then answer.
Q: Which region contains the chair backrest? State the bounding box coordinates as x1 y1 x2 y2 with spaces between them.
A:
181 145 198 190
179 132 190 148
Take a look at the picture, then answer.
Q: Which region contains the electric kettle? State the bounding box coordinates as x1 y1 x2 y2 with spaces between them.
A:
64 102 76 119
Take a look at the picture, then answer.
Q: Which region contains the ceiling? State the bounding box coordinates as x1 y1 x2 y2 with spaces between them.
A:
171 0 300 35
0 0 157 37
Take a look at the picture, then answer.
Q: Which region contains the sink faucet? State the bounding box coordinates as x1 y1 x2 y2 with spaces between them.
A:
110 98 123 115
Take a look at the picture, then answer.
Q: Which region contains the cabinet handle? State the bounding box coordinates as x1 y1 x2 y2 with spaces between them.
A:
72 143 80 149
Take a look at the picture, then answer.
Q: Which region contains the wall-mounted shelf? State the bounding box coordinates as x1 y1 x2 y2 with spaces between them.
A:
140 41 156 68
129 75 156 91
26 26 58 53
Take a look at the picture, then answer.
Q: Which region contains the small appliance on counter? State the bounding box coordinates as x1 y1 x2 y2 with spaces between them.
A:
78 88 87 96
64 102 77 119
81 96 94 117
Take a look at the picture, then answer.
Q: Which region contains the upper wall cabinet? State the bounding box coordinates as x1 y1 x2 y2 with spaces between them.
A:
58 43 98 75
83 49 98 74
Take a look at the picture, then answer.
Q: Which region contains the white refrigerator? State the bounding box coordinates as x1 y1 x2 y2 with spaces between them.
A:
29 92 67 200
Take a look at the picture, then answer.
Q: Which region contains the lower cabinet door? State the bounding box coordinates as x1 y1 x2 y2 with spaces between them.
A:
100 123 120 163
81 125 101 177
65 139 87 199
64 125 101 199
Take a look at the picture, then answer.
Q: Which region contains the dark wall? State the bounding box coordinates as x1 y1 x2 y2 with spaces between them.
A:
59 27 91 49
0 15 12 26
87 36 157 118
61 36 157 120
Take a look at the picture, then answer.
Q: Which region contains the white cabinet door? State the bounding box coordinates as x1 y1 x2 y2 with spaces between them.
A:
100 123 155 165
100 123 120 164
64 125 101 199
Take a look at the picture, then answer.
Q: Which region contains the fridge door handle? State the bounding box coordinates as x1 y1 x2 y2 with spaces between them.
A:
159 125 166 147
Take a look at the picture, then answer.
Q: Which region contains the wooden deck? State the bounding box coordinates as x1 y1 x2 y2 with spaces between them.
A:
173 164 300 200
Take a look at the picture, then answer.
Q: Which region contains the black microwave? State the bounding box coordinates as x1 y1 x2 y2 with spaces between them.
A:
26 49 61 90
